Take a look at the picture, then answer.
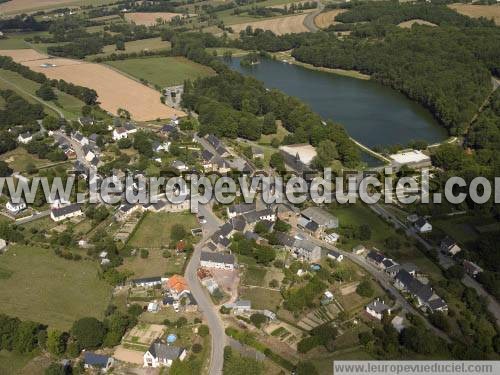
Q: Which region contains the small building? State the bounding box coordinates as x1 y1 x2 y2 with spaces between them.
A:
132 276 163 288
252 146 264 159
389 150 431 169
463 260 483 278
17 132 32 144
243 208 276 224
366 299 391 320
440 237 461 256
0 239 7 253
6 199 26 214
72 132 89 146
366 250 386 269
323 233 339 244
292 239 321 263
223 300 252 314
143 340 187 368
147 302 160 313
171 160 188 172
50 203 82 222
301 207 339 230
414 217 432 233
84 352 114 372
352 244 366 255
83 146 96 162
200 251 235 270
327 249 343 262
113 127 128 140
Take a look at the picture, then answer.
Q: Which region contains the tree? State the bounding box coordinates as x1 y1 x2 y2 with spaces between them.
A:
47 329 65 356
140 249 149 259
117 138 132 149
250 313 267 328
358 224 371 240
312 140 339 169
71 317 105 349
0 160 13 177
116 39 125 51
356 279 374 297
254 221 269 235
13 321 41 353
36 82 56 101
198 325 209 337
192 343 202 353
269 152 285 172
44 363 65 375
274 219 291 232
296 361 318 375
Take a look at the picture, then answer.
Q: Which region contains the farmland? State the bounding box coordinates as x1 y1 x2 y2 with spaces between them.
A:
0 0 116 15
314 9 346 29
229 13 310 35
0 245 111 330
125 12 189 26
0 147 51 173
118 248 186 279
87 37 171 60
0 49 185 121
448 3 500 25
106 56 215 87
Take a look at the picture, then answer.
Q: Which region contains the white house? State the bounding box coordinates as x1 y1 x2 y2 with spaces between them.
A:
200 251 235 270
440 237 461 256
143 340 187 368
366 299 391 320
17 132 32 144
327 249 343 262
171 160 188 172
292 239 321 263
83 146 96 162
414 217 432 233
223 300 252 314
72 132 89 146
6 199 27 214
113 127 128 140
132 276 163 288
50 203 82 222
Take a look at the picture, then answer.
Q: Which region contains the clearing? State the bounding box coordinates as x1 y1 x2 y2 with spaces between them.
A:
87 37 171 60
239 286 283 310
106 56 215 87
0 147 51 173
0 245 111 330
314 9 346 29
230 13 310 35
128 211 198 248
0 49 185 121
125 12 189 26
448 3 500 25
398 19 437 28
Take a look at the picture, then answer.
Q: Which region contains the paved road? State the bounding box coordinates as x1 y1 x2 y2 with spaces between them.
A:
303 0 324 32
184 204 225 375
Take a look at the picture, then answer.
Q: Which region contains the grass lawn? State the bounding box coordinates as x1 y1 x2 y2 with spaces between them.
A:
0 147 51 173
118 249 186 279
105 56 215 87
432 215 482 245
313 348 374 374
259 122 289 144
240 286 282 310
0 350 35 375
128 211 198 248
242 266 267 286
86 37 170 60
0 245 112 330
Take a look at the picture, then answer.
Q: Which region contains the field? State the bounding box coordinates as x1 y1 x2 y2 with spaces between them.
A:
448 3 500 25
0 49 185 121
118 248 186 279
239 286 282 310
0 0 116 15
125 12 188 26
0 147 52 173
314 9 346 29
106 56 215 87
0 350 35 375
230 13 310 35
0 245 111 330
398 19 437 28
128 211 198 248
87 37 170 60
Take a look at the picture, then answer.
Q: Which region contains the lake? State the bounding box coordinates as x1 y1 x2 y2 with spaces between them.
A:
225 57 447 149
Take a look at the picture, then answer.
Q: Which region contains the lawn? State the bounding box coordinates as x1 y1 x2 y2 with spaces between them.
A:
242 266 267 286
0 350 34 375
118 248 186 279
87 37 170 60
432 215 483 245
0 245 111 330
239 286 282 311
105 56 215 87
0 147 51 173
128 211 198 248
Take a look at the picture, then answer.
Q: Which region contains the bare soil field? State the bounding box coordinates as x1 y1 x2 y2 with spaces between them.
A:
125 12 187 26
314 9 346 29
398 19 437 28
0 49 185 121
448 3 500 25
230 13 309 35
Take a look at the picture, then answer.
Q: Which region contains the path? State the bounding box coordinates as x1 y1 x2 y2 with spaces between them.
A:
463 76 500 134
303 0 324 32
349 137 391 164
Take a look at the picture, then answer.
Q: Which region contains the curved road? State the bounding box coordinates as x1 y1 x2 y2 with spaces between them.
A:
303 0 324 32
185 204 225 375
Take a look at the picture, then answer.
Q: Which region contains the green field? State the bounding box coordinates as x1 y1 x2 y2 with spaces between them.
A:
0 0 118 15
239 286 282 310
118 248 186 279
0 69 85 119
0 350 35 375
128 211 198 248
106 56 215 87
0 148 52 173
0 245 111 330
242 266 267 286
87 37 171 60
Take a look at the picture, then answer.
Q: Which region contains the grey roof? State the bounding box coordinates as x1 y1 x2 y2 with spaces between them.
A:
228 203 256 215
147 340 184 361
275 232 295 247
305 220 319 232
201 150 214 162
328 249 342 259
153 200 167 211
367 250 385 264
395 270 433 302
200 251 235 265
124 122 136 131
244 231 260 241
243 208 273 224
231 216 246 232
301 207 338 227
219 222 233 237
51 203 81 218
440 236 456 249
415 217 428 228
206 134 220 148
216 145 228 156
161 124 177 133
84 352 109 367
427 297 447 311
293 239 319 253
383 258 397 268
88 133 99 142
366 299 391 314
132 276 162 284
172 160 186 169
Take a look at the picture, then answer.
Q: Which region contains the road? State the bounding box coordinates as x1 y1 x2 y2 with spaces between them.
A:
303 0 324 32
184 203 225 375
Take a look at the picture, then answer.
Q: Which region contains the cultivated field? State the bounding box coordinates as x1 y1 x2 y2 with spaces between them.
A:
87 37 170 60
398 19 437 28
125 12 188 26
0 245 111 330
230 13 309 35
0 0 114 15
314 9 346 28
0 49 185 121
106 56 215 87
448 3 500 25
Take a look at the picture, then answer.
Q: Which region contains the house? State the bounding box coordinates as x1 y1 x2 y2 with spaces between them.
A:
274 232 295 249
50 203 82 222
298 216 319 235
17 132 32 144
6 199 26 214
215 145 230 158
301 207 339 231
124 122 137 135
72 132 89 146
414 217 432 233
352 244 366 255
292 239 322 262
171 160 188 172
143 340 187 368
323 233 339 244
230 216 247 232
463 260 483 278
440 237 461 256
322 290 334 305
223 300 252 314
200 251 235 270
212 156 231 173
0 239 7 253
147 302 160 313
113 127 128 140
206 134 221 149
84 352 114 372
227 203 256 219
132 276 163 288
166 275 189 300
83 146 96 162
78 116 94 127
366 250 386 269
366 299 391 320
161 124 177 137
395 270 447 312
252 146 264 159
327 249 343 262
153 141 171 153
243 208 276 224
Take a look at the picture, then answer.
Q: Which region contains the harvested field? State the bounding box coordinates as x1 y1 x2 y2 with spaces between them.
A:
230 13 309 35
314 9 346 28
0 0 73 14
125 12 187 26
0 49 184 121
398 19 437 28
448 3 500 25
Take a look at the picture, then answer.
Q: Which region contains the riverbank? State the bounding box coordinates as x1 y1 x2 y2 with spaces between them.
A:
272 50 370 80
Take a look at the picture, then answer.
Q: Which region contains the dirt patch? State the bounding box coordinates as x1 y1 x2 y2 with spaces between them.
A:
0 49 185 121
114 346 145 365
448 3 500 25
125 12 187 26
397 19 437 28
123 323 165 347
314 9 346 29
230 14 309 35
339 281 360 296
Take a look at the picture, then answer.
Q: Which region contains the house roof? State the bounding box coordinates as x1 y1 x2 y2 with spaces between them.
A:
243 208 273 224
427 297 447 311
366 299 391 314
231 216 246 232
206 134 220 148
201 150 214 162
383 258 397 268
440 236 457 249
228 203 256 215
132 276 161 284
51 203 81 218
301 207 338 226
200 251 235 265
367 250 385 264
84 352 110 367
415 217 428 228
219 222 233 237
244 231 260 241
305 220 319 232
147 340 184 361
115 127 127 134
395 270 433 302
328 249 342 259
293 239 319 253
167 275 188 294
161 124 177 133
275 232 295 247
216 145 228 156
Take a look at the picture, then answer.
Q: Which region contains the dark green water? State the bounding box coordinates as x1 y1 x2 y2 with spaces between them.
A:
225 57 447 149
